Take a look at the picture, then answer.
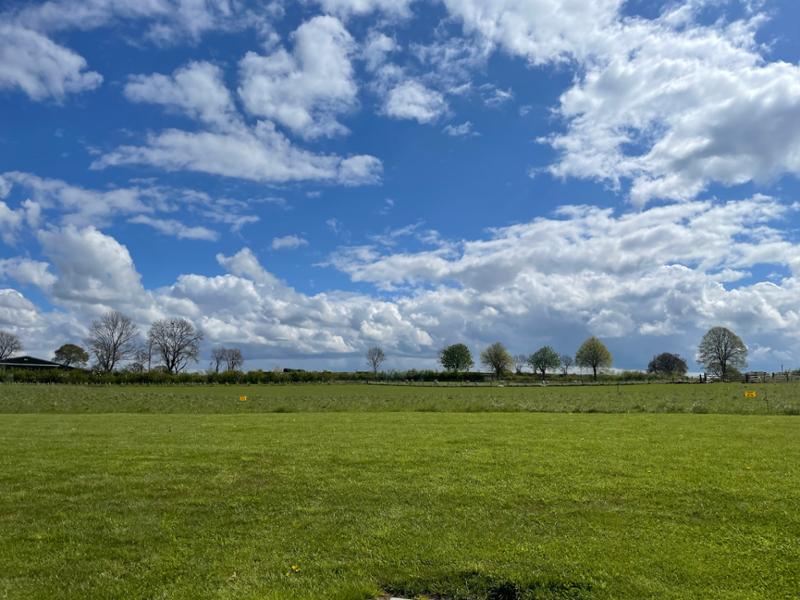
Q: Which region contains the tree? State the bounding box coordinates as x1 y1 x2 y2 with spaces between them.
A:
480 342 514 379
528 346 561 381
697 326 747 381
0 330 22 359
575 336 612 380
53 343 89 368
647 352 688 377
439 343 474 372
148 318 203 374
211 347 244 373
513 354 528 374
87 311 139 372
560 354 574 376
366 346 386 375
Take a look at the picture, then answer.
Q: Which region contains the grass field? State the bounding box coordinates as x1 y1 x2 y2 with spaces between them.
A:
1 385 798 599
0 381 799 414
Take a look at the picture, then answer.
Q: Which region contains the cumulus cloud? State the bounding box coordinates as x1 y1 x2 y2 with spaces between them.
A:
101 51 381 186
442 0 800 204
4 195 800 370
383 79 447 123
238 16 358 139
271 235 309 250
125 61 237 129
0 24 102 101
94 123 382 185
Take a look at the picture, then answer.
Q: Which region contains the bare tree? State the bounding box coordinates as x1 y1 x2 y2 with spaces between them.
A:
211 346 227 373
560 354 574 376
87 311 139 372
366 346 386 375
0 330 22 359
148 318 203 374
225 348 244 371
514 354 528 374
211 347 245 372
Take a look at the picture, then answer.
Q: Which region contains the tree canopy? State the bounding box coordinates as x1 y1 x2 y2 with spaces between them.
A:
697 326 747 380
647 352 688 377
575 337 612 380
439 343 474 372
528 346 561 380
480 342 514 378
366 346 386 374
87 311 139 372
148 318 203 374
53 343 89 368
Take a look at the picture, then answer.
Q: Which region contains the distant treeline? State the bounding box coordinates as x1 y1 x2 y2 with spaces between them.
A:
0 367 714 386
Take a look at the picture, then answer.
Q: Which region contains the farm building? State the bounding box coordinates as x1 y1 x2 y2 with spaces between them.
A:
0 356 78 370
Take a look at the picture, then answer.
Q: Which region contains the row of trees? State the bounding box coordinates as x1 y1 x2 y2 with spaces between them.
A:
0 310 244 375
0 322 755 381
369 326 750 382
432 336 614 380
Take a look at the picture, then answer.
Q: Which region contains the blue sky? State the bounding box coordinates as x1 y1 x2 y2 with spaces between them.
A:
1 0 800 372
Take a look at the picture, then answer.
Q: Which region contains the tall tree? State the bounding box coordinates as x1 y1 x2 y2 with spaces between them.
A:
211 347 227 373
87 311 139 372
559 354 574 376
647 353 688 377
439 343 474 372
148 318 203 374
513 354 528 374
0 330 22 359
224 348 244 372
697 327 747 381
366 346 386 375
53 343 89 368
575 336 612 380
480 342 514 379
528 346 561 381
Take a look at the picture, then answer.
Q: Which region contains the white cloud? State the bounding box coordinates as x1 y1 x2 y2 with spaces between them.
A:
238 16 357 139
383 79 447 123
271 235 309 250
0 258 56 290
443 121 477 137
442 0 800 204
128 215 219 241
94 123 382 185
0 24 101 101
125 61 237 129
37 225 146 307
310 0 416 19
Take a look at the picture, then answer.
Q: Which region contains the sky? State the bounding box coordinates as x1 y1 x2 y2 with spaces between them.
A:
1 0 799 373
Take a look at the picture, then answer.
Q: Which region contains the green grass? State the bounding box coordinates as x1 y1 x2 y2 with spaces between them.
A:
1 412 798 599
1 382 799 414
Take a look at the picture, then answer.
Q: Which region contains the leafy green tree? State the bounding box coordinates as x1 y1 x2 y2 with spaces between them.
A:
647 352 688 377
527 346 561 381
480 342 514 379
697 326 747 381
439 343 474 372
53 343 89 368
576 336 612 380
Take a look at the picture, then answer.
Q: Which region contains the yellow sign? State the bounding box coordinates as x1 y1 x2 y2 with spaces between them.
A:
239 395 248 402
744 391 758 398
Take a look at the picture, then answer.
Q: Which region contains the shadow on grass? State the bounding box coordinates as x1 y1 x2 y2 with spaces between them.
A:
382 569 593 599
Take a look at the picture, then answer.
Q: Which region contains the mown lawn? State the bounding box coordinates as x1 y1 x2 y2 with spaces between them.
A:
0 412 798 599
0 382 799 414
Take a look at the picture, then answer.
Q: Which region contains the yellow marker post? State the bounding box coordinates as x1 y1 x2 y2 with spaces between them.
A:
744 391 758 398
239 395 248 402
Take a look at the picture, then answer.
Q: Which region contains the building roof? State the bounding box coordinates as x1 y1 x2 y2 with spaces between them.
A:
0 355 76 369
